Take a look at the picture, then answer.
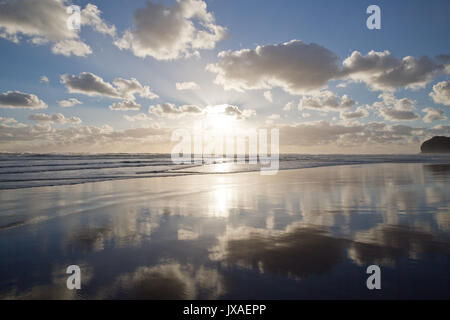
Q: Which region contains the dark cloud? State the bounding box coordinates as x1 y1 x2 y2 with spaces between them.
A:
0 90 47 109
61 72 158 101
207 40 341 94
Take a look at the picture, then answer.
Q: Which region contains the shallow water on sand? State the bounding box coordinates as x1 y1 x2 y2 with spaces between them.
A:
0 163 449 299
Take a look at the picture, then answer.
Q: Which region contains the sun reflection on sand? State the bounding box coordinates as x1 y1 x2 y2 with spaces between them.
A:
209 181 233 217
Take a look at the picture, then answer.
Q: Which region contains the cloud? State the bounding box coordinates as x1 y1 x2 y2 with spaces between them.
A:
113 77 159 100
0 122 170 153
61 72 119 98
218 104 256 119
51 39 92 57
149 103 203 117
429 124 450 136
342 50 450 91
0 90 47 109
373 93 420 121
28 113 81 124
263 91 273 103
109 100 141 111
81 3 116 37
340 106 370 120
60 72 158 100
124 113 153 122
380 108 419 121
0 1 115 57
0 0 77 41
278 120 446 153
301 112 311 118
265 113 280 125
0 117 18 125
207 40 341 94
283 101 294 111
281 120 366 146
298 90 355 111
40 75 49 84
1 118 449 153
208 39 450 93
429 81 450 106
57 98 82 107
176 81 200 91
422 107 447 123
114 0 226 60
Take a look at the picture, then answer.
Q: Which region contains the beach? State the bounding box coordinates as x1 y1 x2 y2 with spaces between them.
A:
0 162 449 299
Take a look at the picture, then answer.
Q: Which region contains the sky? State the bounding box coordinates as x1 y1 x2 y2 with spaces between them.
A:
0 0 449 154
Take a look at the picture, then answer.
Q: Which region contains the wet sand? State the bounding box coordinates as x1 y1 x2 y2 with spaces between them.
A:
0 163 449 299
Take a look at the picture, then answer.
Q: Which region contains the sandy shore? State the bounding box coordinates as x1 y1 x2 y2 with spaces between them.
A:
0 163 449 299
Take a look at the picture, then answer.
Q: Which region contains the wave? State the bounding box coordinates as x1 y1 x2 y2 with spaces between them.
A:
0 153 449 190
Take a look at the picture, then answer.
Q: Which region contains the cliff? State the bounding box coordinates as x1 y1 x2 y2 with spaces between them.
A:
421 136 450 153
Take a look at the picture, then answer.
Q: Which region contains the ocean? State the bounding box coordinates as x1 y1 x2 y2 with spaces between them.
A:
1 153 450 189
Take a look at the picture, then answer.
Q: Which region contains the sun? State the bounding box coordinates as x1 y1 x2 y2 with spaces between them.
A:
204 104 240 135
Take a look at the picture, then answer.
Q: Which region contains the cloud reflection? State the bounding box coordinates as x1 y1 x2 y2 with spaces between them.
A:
95 263 227 300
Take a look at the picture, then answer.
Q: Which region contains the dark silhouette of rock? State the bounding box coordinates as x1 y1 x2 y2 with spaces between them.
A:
421 136 450 153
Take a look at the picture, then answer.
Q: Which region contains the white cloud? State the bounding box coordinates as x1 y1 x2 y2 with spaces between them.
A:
51 39 92 57
429 81 450 106
28 113 81 124
0 1 115 57
81 3 116 37
61 72 158 101
0 0 77 41
58 98 82 107
176 81 200 91
265 113 280 124
283 101 294 111
109 100 141 111
342 50 450 91
263 91 273 103
0 116 18 125
380 108 419 121
208 40 450 94
124 113 153 122
422 107 447 123
0 90 47 109
0 122 170 153
279 120 442 153
40 75 49 84
207 40 341 94
149 103 203 117
301 112 311 118
1 118 449 153
114 0 226 60
373 93 420 121
113 77 159 100
298 90 355 111
340 106 370 120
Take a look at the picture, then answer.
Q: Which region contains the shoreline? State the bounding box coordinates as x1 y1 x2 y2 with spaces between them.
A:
1 159 450 191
